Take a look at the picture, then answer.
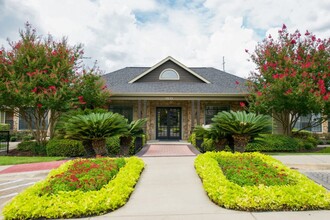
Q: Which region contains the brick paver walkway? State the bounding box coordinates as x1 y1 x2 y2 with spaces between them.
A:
138 144 198 157
0 160 67 174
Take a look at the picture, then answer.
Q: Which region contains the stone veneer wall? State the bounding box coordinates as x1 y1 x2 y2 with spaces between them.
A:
147 100 191 140
110 100 244 140
322 120 328 133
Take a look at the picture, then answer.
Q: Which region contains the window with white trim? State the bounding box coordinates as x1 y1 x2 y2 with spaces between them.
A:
204 106 230 124
294 114 322 132
159 69 180 80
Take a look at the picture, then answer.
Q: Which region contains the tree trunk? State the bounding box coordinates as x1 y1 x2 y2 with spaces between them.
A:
120 136 132 156
92 138 107 156
232 135 250 153
214 139 227 151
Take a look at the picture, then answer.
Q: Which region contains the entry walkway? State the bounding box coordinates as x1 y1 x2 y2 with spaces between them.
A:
93 156 330 220
137 143 199 157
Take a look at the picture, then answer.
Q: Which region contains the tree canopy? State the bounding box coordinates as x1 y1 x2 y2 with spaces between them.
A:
247 24 330 135
0 23 111 144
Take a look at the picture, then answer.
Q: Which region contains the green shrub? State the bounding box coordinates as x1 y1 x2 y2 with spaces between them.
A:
201 138 215 151
17 141 46 155
246 134 299 152
46 139 86 157
189 133 197 147
33 143 47 155
306 136 318 147
303 142 314 150
195 152 330 211
17 141 37 151
11 131 34 141
292 129 313 139
0 123 10 131
106 136 120 155
10 136 17 142
3 157 144 219
22 134 34 142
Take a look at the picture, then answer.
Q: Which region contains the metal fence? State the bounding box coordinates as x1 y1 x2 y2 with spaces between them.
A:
0 131 10 154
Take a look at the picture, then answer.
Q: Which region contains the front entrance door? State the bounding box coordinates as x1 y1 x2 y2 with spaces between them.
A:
156 107 181 140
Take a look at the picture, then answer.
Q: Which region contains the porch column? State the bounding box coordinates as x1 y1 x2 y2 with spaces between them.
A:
143 100 147 118
137 100 142 119
143 100 147 133
196 100 200 125
191 100 195 131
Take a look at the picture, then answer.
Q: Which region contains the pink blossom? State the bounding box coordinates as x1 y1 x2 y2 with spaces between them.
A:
37 103 42 108
78 96 86 104
240 102 246 107
318 44 325 51
32 87 37 93
235 81 240 85
273 74 279 79
285 89 292 95
282 24 287 29
257 91 262 96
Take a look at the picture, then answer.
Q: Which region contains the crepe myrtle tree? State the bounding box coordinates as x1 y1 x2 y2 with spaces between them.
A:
246 24 330 136
0 23 110 145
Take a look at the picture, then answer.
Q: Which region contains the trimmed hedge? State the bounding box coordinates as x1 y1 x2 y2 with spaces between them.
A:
46 139 86 157
17 141 36 151
195 152 330 211
3 157 144 219
17 141 47 155
246 134 300 152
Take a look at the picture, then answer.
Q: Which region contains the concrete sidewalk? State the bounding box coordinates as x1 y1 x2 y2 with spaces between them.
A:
88 156 330 220
1 153 330 219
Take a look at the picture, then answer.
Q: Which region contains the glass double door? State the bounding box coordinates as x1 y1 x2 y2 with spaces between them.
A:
156 107 181 140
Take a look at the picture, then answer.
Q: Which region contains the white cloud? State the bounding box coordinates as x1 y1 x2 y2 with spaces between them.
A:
1 0 329 78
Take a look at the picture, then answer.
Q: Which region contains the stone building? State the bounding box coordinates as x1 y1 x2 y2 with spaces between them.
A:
103 56 248 140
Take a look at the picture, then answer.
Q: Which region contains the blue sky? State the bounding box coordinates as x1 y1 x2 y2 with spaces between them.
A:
1 0 329 78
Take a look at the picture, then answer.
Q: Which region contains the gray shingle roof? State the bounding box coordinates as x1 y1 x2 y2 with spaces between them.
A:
102 67 247 95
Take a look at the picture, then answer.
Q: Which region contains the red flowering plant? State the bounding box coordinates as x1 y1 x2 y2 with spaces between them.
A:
41 158 126 194
216 154 293 187
247 24 330 135
0 23 111 145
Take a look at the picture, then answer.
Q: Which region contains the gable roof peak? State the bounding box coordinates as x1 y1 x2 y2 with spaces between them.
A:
128 56 211 84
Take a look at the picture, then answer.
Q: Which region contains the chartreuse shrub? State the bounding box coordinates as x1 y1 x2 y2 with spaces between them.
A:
195 152 330 211
3 157 144 219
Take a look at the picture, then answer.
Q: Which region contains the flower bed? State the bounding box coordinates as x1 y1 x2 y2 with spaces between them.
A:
195 152 330 211
3 157 144 219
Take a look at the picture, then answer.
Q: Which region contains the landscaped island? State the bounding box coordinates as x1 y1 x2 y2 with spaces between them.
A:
3 157 144 219
195 152 330 211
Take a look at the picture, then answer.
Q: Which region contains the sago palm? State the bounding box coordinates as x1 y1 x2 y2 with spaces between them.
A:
212 111 272 152
194 124 228 151
120 118 147 155
64 112 128 156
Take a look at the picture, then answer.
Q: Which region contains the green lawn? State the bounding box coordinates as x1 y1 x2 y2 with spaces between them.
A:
0 156 66 165
265 147 330 155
